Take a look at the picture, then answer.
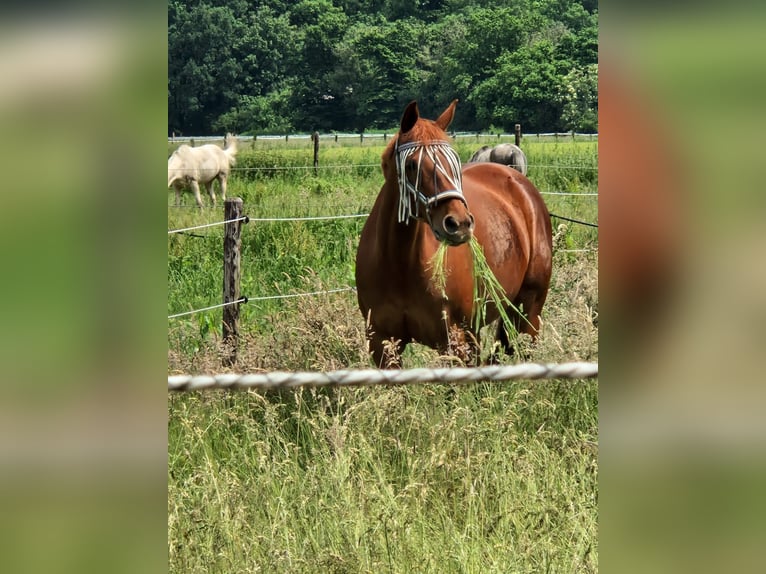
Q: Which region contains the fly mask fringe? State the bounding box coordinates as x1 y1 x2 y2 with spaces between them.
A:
396 140 464 224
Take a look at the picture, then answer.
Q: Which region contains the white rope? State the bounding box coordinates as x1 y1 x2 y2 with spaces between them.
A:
168 298 246 319
248 214 368 222
247 287 356 301
168 362 598 391
540 191 598 196
168 288 356 319
168 216 248 235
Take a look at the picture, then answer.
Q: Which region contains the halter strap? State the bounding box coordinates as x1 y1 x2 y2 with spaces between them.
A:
394 138 466 224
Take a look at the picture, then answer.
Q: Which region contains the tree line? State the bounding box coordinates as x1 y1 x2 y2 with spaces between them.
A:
168 0 597 136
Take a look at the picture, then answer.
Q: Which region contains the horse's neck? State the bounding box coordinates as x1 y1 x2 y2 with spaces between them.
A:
378 182 438 269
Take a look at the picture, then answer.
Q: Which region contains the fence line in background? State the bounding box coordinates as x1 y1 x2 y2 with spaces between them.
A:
168 133 598 144
168 362 598 391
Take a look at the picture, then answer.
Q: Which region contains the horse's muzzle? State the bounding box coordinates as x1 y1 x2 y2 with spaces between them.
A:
437 212 474 245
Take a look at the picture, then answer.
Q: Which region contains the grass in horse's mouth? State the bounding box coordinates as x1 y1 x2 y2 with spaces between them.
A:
429 237 530 338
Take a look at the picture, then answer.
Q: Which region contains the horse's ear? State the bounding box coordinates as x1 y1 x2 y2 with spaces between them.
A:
400 100 420 133
435 99 459 131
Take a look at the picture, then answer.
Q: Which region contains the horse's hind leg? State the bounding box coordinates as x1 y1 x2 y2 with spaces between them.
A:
219 174 227 203
494 290 547 360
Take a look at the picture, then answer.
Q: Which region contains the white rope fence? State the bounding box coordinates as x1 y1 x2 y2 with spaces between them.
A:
168 216 249 235
248 214 368 222
168 361 598 391
168 288 356 319
247 286 356 301
168 297 247 319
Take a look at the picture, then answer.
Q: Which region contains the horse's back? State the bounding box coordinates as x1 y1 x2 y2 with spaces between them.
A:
462 162 551 276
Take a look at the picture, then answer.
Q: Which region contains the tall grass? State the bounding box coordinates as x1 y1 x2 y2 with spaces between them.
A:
168 137 598 572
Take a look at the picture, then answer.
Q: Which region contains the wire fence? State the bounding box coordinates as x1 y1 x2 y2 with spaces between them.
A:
168 361 598 391
167 197 597 320
168 216 249 234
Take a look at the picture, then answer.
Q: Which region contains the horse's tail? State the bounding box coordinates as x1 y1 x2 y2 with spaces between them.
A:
514 148 528 176
224 133 238 166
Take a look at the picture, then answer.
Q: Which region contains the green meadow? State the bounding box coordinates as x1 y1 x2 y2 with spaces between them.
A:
168 136 598 572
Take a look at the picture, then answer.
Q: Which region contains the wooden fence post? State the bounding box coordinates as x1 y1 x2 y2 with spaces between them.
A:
515 124 521 147
312 131 319 176
222 197 244 366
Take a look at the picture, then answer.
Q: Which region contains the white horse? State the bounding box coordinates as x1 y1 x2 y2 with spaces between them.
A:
167 134 238 208
467 143 527 175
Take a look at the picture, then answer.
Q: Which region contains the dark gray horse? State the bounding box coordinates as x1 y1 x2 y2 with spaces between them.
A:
467 143 527 175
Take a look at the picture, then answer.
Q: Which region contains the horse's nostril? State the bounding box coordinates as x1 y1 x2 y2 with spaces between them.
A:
443 215 460 235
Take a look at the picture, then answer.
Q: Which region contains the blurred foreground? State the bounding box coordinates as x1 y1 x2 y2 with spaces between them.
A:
600 5 766 572
1 3 765 573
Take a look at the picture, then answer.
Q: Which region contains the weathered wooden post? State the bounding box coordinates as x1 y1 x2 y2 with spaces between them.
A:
312 131 319 176
190 138 195 147
222 197 245 366
515 124 522 147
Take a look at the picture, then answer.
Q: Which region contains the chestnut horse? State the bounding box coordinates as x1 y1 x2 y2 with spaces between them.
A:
355 100 552 367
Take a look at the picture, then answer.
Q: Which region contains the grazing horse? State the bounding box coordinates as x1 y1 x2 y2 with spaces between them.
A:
355 100 552 367
468 143 528 175
167 134 238 208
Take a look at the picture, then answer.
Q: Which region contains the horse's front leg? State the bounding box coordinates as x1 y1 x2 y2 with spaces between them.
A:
368 330 406 369
189 180 204 208
204 181 216 207
446 323 480 366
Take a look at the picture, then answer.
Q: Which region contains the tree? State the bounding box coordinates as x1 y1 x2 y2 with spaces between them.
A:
167 0 599 134
559 63 598 132
471 41 565 132
328 19 425 131
168 2 242 134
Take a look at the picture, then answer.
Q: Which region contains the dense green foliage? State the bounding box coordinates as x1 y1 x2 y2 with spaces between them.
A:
168 0 597 135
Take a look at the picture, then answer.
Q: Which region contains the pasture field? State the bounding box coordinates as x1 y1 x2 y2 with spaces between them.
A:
168 138 598 572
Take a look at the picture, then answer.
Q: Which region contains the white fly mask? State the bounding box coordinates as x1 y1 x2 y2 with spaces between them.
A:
394 139 467 224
